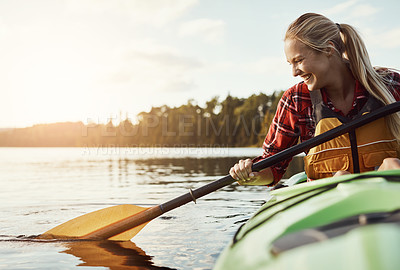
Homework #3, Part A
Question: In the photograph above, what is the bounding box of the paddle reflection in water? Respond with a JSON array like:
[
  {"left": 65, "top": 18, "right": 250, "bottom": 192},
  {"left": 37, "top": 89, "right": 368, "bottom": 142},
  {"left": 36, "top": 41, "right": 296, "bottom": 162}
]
[
  {"left": 0, "top": 236, "right": 174, "bottom": 270},
  {"left": 62, "top": 240, "right": 175, "bottom": 270}
]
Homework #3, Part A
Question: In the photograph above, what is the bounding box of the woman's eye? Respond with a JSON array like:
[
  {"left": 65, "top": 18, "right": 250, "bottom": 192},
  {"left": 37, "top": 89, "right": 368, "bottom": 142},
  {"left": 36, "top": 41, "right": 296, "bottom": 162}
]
[{"left": 288, "top": 58, "right": 303, "bottom": 66}]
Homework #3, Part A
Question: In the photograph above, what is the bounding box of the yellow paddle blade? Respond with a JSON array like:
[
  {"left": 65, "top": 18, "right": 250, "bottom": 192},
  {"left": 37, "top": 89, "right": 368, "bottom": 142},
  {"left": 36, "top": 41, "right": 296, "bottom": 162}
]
[{"left": 38, "top": 204, "right": 150, "bottom": 241}]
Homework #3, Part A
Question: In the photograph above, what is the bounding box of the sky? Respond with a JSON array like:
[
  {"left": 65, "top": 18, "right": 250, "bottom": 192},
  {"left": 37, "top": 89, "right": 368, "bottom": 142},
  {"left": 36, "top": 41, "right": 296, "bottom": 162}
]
[{"left": 1, "top": 0, "right": 400, "bottom": 128}]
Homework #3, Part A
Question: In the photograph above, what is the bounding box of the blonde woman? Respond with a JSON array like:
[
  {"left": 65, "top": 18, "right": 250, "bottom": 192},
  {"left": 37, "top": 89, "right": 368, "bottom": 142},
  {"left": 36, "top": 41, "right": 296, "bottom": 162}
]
[{"left": 230, "top": 13, "right": 400, "bottom": 186}]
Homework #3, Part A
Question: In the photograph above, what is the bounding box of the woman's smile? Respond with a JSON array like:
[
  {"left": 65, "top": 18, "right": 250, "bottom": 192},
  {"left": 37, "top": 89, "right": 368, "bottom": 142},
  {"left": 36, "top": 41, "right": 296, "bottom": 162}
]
[
  {"left": 284, "top": 38, "right": 331, "bottom": 91},
  {"left": 302, "top": 74, "right": 312, "bottom": 83}
]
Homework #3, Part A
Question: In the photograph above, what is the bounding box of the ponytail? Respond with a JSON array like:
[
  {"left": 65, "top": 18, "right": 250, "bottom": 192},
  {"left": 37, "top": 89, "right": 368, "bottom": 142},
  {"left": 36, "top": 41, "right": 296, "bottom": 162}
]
[{"left": 339, "top": 23, "right": 400, "bottom": 141}]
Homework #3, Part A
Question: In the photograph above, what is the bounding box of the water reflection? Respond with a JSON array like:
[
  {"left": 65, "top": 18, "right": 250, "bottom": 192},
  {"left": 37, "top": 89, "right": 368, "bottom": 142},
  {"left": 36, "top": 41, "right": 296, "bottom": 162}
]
[
  {"left": 0, "top": 148, "right": 306, "bottom": 270},
  {"left": 107, "top": 156, "right": 305, "bottom": 183},
  {"left": 62, "top": 240, "right": 176, "bottom": 270}
]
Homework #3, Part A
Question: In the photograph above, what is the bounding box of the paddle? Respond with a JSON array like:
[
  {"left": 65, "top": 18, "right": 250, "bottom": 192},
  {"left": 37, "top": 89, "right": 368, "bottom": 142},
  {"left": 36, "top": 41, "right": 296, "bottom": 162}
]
[{"left": 38, "top": 101, "right": 400, "bottom": 241}]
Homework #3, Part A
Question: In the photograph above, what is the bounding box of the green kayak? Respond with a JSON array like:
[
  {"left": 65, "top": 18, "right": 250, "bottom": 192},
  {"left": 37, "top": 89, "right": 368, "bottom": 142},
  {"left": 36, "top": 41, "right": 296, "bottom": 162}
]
[{"left": 214, "top": 170, "right": 400, "bottom": 270}]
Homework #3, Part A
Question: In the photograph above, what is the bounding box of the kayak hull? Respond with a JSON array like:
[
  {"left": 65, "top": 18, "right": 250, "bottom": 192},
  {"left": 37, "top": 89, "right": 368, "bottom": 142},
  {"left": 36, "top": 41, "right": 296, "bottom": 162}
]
[{"left": 214, "top": 170, "right": 400, "bottom": 270}]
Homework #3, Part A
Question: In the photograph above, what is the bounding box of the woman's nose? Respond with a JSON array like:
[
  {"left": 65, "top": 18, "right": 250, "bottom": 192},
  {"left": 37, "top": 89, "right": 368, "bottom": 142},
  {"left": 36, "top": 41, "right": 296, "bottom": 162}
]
[{"left": 292, "top": 65, "right": 301, "bottom": 77}]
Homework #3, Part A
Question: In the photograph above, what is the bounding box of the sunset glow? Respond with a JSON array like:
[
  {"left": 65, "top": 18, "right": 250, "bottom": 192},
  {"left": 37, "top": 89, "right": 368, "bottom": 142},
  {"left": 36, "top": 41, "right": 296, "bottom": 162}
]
[{"left": 1, "top": 0, "right": 400, "bottom": 128}]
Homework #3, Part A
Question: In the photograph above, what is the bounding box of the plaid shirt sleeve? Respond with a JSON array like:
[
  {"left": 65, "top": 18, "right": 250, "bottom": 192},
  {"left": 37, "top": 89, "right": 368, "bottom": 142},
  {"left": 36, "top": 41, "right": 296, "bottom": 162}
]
[
  {"left": 387, "top": 70, "right": 400, "bottom": 100},
  {"left": 375, "top": 68, "right": 400, "bottom": 100},
  {"left": 253, "top": 84, "right": 309, "bottom": 185}
]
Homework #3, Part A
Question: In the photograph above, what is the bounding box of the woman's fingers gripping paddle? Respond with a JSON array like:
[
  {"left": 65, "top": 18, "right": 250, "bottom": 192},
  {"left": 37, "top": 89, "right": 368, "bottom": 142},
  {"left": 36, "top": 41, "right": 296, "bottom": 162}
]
[
  {"left": 230, "top": 159, "right": 275, "bottom": 186},
  {"left": 230, "top": 159, "right": 258, "bottom": 184}
]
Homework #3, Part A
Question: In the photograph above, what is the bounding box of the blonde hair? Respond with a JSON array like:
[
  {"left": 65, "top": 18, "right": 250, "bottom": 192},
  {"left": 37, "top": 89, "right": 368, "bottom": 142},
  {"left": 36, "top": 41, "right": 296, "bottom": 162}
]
[{"left": 285, "top": 13, "right": 400, "bottom": 141}]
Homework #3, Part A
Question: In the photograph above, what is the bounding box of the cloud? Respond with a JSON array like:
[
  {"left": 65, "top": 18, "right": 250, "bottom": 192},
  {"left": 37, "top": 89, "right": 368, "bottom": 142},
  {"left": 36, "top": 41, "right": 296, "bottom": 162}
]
[
  {"left": 379, "top": 28, "right": 400, "bottom": 48},
  {"left": 179, "top": 18, "right": 226, "bottom": 44},
  {"left": 0, "top": 19, "right": 7, "bottom": 37},
  {"left": 352, "top": 3, "right": 380, "bottom": 17},
  {"left": 109, "top": 48, "right": 202, "bottom": 83},
  {"left": 366, "top": 27, "right": 400, "bottom": 49},
  {"left": 125, "top": 50, "right": 203, "bottom": 71},
  {"left": 323, "top": 0, "right": 359, "bottom": 16},
  {"left": 65, "top": 0, "right": 199, "bottom": 26},
  {"left": 163, "top": 79, "right": 196, "bottom": 92},
  {"left": 244, "top": 56, "right": 289, "bottom": 76},
  {"left": 99, "top": 42, "right": 203, "bottom": 96},
  {"left": 322, "top": 0, "right": 379, "bottom": 19},
  {"left": 321, "top": 1, "right": 400, "bottom": 51}
]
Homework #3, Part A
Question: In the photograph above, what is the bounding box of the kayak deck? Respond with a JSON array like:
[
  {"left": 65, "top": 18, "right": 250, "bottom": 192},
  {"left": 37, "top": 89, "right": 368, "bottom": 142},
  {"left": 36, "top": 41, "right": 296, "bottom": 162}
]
[{"left": 214, "top": 170, "right": 400, "bottom": 270}]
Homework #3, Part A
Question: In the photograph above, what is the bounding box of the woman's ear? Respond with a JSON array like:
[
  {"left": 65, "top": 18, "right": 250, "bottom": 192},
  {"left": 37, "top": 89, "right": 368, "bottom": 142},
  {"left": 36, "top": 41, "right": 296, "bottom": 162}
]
[{"left": 326, "top": 41, "right": 337, "bottom": 57}]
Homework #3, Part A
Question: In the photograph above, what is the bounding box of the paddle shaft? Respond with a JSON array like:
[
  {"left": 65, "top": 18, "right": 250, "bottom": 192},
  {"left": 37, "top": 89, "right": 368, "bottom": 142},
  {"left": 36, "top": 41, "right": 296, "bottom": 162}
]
[
  {"left": 84, "top": 101, "right": 400, "bottom": 240},
  {"left": 83, "top": 176, "right": 235, "bottom": 240}
]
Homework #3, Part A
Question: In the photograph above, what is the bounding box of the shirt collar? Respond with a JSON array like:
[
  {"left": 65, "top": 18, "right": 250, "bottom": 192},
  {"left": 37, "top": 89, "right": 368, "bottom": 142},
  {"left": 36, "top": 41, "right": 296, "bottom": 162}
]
[{"left": 320, "top": 80, "right": 369, "bottom": 116}]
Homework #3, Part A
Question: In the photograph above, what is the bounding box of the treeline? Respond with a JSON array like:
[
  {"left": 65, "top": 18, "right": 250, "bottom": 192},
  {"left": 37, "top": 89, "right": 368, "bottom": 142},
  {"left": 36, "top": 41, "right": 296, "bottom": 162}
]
[{"left": 0, "top": 91, "right": 284, "bottom": 147}]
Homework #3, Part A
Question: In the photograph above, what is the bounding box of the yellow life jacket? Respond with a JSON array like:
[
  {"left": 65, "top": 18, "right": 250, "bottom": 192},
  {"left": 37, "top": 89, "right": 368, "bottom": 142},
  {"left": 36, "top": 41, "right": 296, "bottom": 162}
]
[{"left": 304, "top": 90, "right": 399, "bottom": 180}]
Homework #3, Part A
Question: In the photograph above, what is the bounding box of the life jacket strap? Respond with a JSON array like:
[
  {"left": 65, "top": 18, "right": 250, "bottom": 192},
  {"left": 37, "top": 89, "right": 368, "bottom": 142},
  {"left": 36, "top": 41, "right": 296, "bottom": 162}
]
[{"left": 348, "top": 130, "right": 360, "bottom": 173}]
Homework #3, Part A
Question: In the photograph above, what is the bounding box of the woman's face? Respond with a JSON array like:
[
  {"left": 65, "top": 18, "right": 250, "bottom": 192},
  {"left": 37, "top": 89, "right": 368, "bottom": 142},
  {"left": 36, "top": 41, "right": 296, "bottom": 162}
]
[{"left": 284, "top": 38, "right": 331, "bottom": 91}]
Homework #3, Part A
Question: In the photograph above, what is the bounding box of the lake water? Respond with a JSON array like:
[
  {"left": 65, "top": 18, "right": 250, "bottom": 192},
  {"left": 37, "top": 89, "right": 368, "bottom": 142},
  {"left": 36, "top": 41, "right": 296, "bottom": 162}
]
[{"left": 0, "top": 147, "right": 304, "bottom": 270}]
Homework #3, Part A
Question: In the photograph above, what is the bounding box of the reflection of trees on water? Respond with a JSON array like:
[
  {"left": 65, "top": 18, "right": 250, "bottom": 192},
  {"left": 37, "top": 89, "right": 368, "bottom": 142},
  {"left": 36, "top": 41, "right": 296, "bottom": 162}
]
[
  {"left": 107, "top": 156, "right": 304, "bottom": 183},
  {"left": 135, "top": 157, "right": 240, "bottom": 176}
]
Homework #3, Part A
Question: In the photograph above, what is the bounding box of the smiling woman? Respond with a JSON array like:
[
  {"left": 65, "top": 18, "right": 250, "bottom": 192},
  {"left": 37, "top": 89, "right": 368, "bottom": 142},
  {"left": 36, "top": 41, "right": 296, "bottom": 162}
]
[{"left": 230, "top": 12, "right": 400, "bottom": 186}]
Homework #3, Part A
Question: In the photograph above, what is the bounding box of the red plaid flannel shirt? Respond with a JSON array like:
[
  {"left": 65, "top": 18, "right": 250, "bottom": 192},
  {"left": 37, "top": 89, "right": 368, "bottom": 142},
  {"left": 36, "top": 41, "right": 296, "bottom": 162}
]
[{"left": 253, "top": 71, "right": 400, "bottom": 185}]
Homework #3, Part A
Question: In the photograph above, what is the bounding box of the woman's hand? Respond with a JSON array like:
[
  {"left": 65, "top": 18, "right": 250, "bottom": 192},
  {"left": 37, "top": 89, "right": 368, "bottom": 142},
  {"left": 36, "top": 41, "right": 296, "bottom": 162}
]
[{"left": 229, "top": 158, "right": 274, "bottom": 186}]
